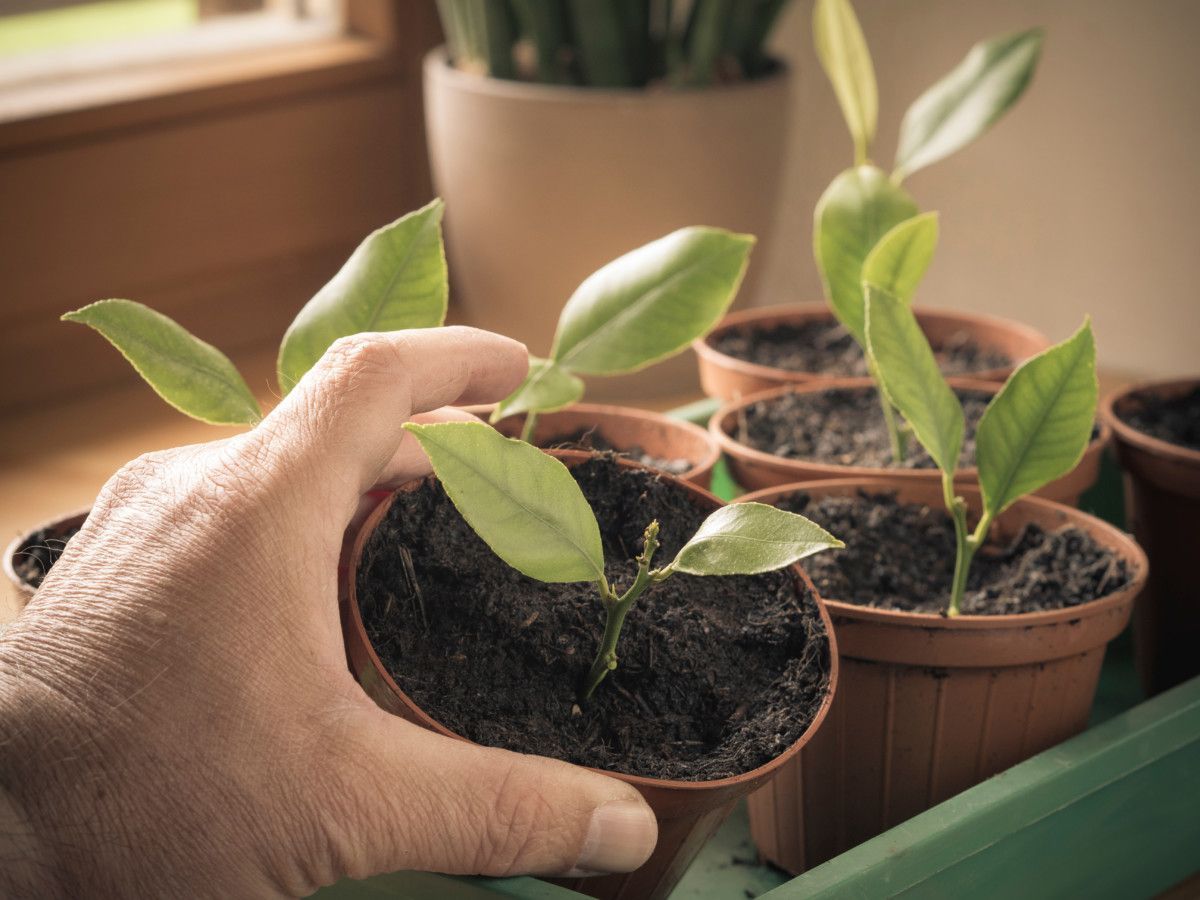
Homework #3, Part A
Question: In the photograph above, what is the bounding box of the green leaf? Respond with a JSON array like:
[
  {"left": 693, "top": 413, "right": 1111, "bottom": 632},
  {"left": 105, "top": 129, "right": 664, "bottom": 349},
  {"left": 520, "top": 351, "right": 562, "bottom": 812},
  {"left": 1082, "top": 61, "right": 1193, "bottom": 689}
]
[
  {"left": 403, "top": 421, "right": 605, "bottom": 584},
  {"left": 813, "top": 0, "right": 877, "bottom": 164},
  {"left": 814, "top": 166, "right": 919, "bottom": 345},
  {"left": 865, "top": 286, "right": 964, "bottom": 475},
  {"left": 669, "top": 502, "right": 843, "bottom": 576},
  {"left": 490, "top": 357, "right": 584, "bottom": 422},
  {"left": 550, "top": 227, "right": 754, "bottom": 376},
  {"left": 975, "top": 319, "right": 1096, "bottom": 517},
  {"left": 62, "top": 299, "right": 261, "bottom": 426},
  {"left": 277, "top": 199, "right": 448, "bottom": 394},
  {"left": 861, "top": 211, "right": 939, "bottom": 304},
  {"left": 894, "top": 28, "right": 1044, "bottom": 181}
]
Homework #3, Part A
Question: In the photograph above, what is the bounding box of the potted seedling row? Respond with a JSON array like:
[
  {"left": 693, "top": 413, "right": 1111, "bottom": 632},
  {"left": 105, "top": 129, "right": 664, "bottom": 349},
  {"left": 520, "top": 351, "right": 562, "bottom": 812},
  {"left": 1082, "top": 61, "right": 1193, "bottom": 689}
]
[
  {"left": 694, "top": 0, "right": 1051, "bottom": 402},
  {"left": 342, "top": 423, "right": 842, "bottom": 900},
  {"left": 1103, "top": 377, "right": 1200, "bottom": 695},
  {"left": 711, "top": 212, "right": 1109, "bottom": 503},
  {"left": 742, "top": 285, "right": 1147, "bottom": 873}
]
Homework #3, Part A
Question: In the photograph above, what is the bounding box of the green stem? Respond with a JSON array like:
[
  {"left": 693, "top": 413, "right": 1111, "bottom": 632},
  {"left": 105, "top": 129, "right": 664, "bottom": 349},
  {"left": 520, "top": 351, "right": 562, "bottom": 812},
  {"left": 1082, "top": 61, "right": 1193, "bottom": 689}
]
[
  {"left": 944, "top": 472, "right": 993, "bottom": 617},
  {"left": 867, "top": 356, "right": 906, "bottom": 463},
  {"left": 580, "top": 521, "right": 661, "bottom": 701},
  {"left": 519, "top": 411, "right": 539, "bottom": 443}
]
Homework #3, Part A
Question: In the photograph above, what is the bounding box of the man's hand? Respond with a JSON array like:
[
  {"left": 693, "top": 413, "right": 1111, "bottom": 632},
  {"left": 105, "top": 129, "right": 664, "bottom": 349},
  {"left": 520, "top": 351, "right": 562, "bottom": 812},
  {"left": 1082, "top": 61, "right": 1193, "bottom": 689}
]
[{"left": 0, "top": 327, "right": 657, "bottom": 898}]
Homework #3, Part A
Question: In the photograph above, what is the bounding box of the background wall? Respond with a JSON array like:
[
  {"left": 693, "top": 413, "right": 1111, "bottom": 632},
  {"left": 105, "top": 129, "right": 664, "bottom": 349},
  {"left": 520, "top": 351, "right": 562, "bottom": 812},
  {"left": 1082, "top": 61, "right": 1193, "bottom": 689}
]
[{"left": 760, "top": 0, "right": 1199, "bottom": 381}]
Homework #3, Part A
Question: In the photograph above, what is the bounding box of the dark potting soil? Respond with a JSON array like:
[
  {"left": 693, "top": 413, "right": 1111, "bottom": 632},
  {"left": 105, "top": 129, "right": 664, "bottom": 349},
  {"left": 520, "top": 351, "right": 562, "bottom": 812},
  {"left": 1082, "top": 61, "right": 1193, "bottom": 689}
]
[
  {"left": 711, "top": 319, "right": 1012, "bottom": 378},
  {"left": 776, "top": 491, "right": 1132, "bottom": 615},
  {"left": 738, "top": 387, "right": 992, "bottom": 469},
  {"left": 542, "top": 427, "right": 692, "bottom": 477},
  {"left": 357, "top": 457, "right": 831, "bottom": 781},
  {"left": 1119, "top": 385, "right": 1200, "bottom": 453},
  {"left": 11, "top": 522, "right": 82, "bottom": 588}
]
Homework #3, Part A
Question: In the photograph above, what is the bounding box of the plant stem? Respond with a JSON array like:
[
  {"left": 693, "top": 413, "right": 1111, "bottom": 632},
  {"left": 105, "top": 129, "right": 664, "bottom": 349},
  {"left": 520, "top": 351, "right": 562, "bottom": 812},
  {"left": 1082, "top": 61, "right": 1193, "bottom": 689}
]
[
  {"left": 519, "top": 411, "right": 539, "bottom": 443},
  {"left": 580, "top": 520, "right": 662, "bottom": 701},
  {"left": 943, "top": 472, "right": 993, "bottom": 617},
  {"left": 867, "top": 356, "right": 907, "bottom": 462}
]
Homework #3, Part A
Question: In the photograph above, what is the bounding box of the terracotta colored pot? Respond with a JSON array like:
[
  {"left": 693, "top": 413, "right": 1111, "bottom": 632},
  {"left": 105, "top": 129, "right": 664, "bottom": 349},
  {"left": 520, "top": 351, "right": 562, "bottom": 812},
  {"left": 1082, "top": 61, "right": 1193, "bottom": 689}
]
[
  {"left": 3, "top": 507, "right": 89, "bottom": 614},
  {"left": 341, "top": 451, "right": 838, "bottom": 900},
  {"left": 424, "top": 48, "right": 791, "bottom": 402},
  {"left": 738, "top": 478, "right": 1147, "bottom": 875},
  {"left": 473, "top": 402, "right": 720, "bottom": 488},
  {"left": 693, "top": 302, "right": 1051, "bottom": 401},
  {"left": 1102, "top": 377, "right": 1200, "bottom": 695},
  {"left": 710, "top": 378, "right": 1109, "bottom": 506}
]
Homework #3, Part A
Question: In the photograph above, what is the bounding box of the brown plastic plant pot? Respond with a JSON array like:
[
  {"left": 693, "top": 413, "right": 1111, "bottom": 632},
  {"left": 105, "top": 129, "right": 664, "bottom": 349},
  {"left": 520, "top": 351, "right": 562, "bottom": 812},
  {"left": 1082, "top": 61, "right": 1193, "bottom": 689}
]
[
  {"left": 736, "top": 477, "right": 1147, "bottom": 875},
  {"left": 1102, "top": 376, "right": 1200, "bottom": 695},
  {"left": 692, "top": 302, "right": 1051, "bottom": 401},
  {"left": 710, "top": 378, "right": 1110, "bottom": 506},
  {"left": 3, "top": 507, "right": 89, "bottom": 612},
  {"left": 340, "top": 450, "right": 838, "bottom": 900}
]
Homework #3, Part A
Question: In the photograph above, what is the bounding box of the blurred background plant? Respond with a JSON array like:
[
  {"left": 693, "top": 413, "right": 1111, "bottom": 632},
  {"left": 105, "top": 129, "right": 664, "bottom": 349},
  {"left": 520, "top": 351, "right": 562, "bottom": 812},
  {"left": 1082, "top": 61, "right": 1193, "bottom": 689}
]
[{"left": 435, "top": 0, "right": 790, "bottom": 87}]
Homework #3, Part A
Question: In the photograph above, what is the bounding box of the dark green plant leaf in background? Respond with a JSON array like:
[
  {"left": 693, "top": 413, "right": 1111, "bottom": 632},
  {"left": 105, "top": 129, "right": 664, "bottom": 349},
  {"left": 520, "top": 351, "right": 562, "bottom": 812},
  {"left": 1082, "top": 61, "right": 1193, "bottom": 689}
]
[
  {"left": 861, "top": 211, "right": 939, "bottom": 304},
  {"left": 894, "top": 28, "right": 1044, "bottom": 181},
  {"left": 975, "top": 319, "right": 1096, "bottom": 517},
  {"left": 813, "top": 0, "right": 877, "bottom": 164},
  {"left": 814, "top": 166, "right": 918, "bottom": 345},
  {"left": 865, "top": 286, "right": 964, "bottom": 475},
  {"left": 490, "top": 357, "right": 585, "bottom": 422},
  {"left": 551, "top": 226, "right": 755, "bottom": 375},
  {"left": 403, "top": 421, "right": 605, "bottom": 584},
  {"left": 62, "top": 299, "right": 261, "bottom": 426},
  {"left": 670, "top": 502, "right": 843, "bottom": 576},
  {"left": 277, "top": 199, "right": 448, "bottom": 395}
]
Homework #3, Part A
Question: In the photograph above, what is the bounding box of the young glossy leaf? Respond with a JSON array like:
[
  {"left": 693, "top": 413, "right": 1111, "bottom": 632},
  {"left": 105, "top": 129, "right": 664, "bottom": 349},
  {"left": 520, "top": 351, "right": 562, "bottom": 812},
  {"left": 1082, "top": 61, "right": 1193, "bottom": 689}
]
[
  {"left": 490, "top": 357, "right": 584, "bottom": 422},
  {"left": 975, "top": 319, "right": 1096, "bottom": 517},
  {"left": 861, "top": 212, "right": 939, "bottom": 304},
  {"left": 550, "top": 227, "right": 754, "bottom": 376},
  {"left": 865, "top": 286, "right": 964, "bottom": 475},
  {"left": 403, "top": 421, "right": 605, "bottom": 584},
  {"left": 813, "top": 0, "right": 877, "bottom": 164},
  {"left": 62, "top": 299, "right": 261, "bottom": 425},
  {"left": 894, "top": 28, "right": 1044, "bottom": 181},
  {"left": 277, "top": 199, "right": 448, "bottom": 394},
  {"left": 814, "top": 166, "right": 919, "bottom": 344},
  {"left": 669, "top": 502, "right": 843, "bottom": 577}
]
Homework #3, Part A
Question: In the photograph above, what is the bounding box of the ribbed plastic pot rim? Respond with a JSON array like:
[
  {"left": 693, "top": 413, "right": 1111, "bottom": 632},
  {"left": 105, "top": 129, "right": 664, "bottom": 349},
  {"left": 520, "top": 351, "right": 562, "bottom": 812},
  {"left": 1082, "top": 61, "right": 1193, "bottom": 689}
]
[{"left": 1102, "top": 376, "right": 1200, "bottom": 467}]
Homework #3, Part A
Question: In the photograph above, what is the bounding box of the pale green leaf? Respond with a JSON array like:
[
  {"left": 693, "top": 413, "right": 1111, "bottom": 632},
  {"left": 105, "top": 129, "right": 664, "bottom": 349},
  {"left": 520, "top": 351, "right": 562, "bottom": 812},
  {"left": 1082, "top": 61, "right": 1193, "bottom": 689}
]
[
  {"left": 814, "top": 166, "right": 919, "bottom": 345},
  {"left": 813, "top": 0, "right": 877, "bottom": 164},
  {"left": 403, "top": 421, "right": 605, "bottom": 584},
  {"left": 550, "top": 227, "right": 754, "bottom": 375},
  {"left": 62, "top": 299, "right": 261, "bottom": 426},
  {"left": 976, "top": 319, "right": 1096, "bottom": 517},
  {"left": 670, "top": 502, "right": 843, "bottom": 577},
  {"left": 861, "top": 212, "right": 939, "bottom": 304},
  {"left": 490, "top": 357, "right": 585, "bottom": 422},
  {"left": 894, "top": 28, "right": 1044, "bottom": 181},
  {"left": 277, "top": 199, "right": 448, "bottom": 394},
  {"left": 865, "top": 286, "right": 964, "bottom": 475}
]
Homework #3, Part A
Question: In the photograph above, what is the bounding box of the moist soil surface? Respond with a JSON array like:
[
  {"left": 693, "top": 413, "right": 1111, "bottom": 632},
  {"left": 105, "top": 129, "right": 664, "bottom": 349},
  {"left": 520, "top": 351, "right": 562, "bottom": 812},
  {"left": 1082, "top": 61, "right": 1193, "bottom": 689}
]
[
  {"left": 542, "top": 427, "right": 692, "bottom": 476},
  {"left": 357, "top": 457, "right": 831, "bottom": 781},
  {"left": 711, "top": 319, "right": 1012, "bottom": 378},
  {"left": 738, "top": 387, "right": 992, "bottom": 469},
  {"left": 1119, "top": 385, "right": 1200, "bottom": 453},
  {"left": 12, "top": 522, "right": 82, "bottom": 589},
  {"left": 776, "top": 490, "right": 1132, "bottom": 615}
]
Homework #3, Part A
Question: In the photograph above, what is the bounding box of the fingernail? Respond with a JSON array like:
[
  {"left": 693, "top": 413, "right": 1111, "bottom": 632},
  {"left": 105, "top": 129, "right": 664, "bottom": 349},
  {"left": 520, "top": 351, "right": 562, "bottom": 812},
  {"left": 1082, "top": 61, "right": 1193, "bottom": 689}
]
[{"left": 566, "top": 799, "right": 657, "bottom": 876}]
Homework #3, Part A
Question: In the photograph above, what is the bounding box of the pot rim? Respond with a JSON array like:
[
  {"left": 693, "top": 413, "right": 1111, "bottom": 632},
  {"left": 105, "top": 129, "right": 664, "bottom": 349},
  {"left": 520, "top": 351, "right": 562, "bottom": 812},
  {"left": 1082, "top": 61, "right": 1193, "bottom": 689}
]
[
  {"left": 1101, "top": 376, "right": 1200, "bottom": 466},
  {"left": 710, "top": 378, "right": 1113, "bottom": 480},
  {"left": 3, "top": 506, "right": 90, "bottom": 597},
  {"left": 466, "top": 401, "right": 721, "bottom": 484},
  {"left": 342, "top": 449, "right": 838, "bottom": 793},
  {"left": 737, "top": 476, "right": 1148, "bottom": 630},
  {"left": 423, "top": 46, "right": 791, "bottom": 104},
  {"left": 691, "top": 302, "right": 1050, "bottom": 386}
]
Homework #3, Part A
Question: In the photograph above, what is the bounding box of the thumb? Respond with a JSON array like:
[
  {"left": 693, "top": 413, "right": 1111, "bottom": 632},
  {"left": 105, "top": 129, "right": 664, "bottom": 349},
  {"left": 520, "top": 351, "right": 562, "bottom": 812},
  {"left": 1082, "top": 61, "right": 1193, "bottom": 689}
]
[{"left": 319, "top": 711, "right": 658, "bottom": 882}]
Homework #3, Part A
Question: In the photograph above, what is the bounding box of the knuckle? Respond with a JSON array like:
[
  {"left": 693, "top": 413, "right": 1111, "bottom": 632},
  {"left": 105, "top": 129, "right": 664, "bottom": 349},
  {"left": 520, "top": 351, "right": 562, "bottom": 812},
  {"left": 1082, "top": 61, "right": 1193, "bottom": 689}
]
[{"left": 474, "top": 763, "right": 558, "bottom": 875}]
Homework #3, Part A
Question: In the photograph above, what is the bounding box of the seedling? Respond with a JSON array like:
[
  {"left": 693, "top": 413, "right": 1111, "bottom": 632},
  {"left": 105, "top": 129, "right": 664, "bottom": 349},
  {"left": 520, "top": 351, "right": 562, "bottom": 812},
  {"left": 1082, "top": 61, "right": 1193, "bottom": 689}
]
[
  {"left": 864, "top": 284, "right": 1096, "bottom": 616},
  {"left": 62, "top": 200, "right": 449, "bottom": 424},
  {"left": 490, "top": 227, "right": 755, "bottom": 442},
  {"left": 404, "top": 420, "right": 842, "bottom": 699},
  {"left": 812, "top": 0, "right": 1044, "bottom": 461}
]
